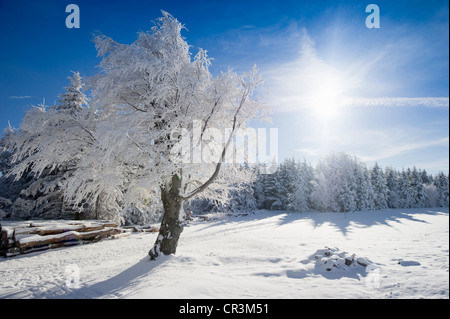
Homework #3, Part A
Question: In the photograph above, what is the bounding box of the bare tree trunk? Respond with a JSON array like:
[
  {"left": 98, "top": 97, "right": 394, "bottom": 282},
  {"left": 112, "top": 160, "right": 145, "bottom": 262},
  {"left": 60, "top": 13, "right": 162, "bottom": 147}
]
[{"left": 149, "top": 175, "right": 185, "bottom": 260}]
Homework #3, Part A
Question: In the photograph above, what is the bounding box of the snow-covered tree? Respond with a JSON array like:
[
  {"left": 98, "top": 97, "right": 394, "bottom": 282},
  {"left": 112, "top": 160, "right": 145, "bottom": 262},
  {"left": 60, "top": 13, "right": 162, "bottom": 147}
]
[
  {"left": 291, "top": 177, "right": 309, "bottom": 212},
  {"left": 278, "top": 158, "right": 298, "bottom": 210},
  {"left": 262, "top": 171, "right": 283, "bottom": 210},
  {"left": 310, "top": 170, "right": 328, "bottom": 211},
  {"left": 64, "top": 12, "right": 267, "bottom": 259},
  {"left": 310, "top": 153, "right": 359, "bottom": 212},
  {"left": 398, "top": 169, "right": 415, "bottom": 208},
  {"left": 57, "top": 71, "right": 88, "bottom": 113},
  {"left": 420, "top": 169, "right": 433, "bottom": 185},
  {"left": 290, "top": 161, "right": 313, "bottom": 213},
  {"left": 385, "top": 167, "right": 401, "bottom": 208},
  {"left": 339, "top": 171, "right": 357, "bottom": 212},
  {"left": 252, "top": 164, "right": 266, "bottom": 209},
  {"left": 409, "top": 167, "right": 427, "bottom": 208},
  {"left": 370, "top": 163, "right": 389, "bottom": 209},
  {"left": 354, "top": 162, "right": 375, "bottom": 211},
  {"left": 4, "top": 72, "right": 93, "bottom": 219},
  {"left": 227, "top": 168, "right": 258, "bottom": 212},
  {"left": 0, "top": 126, "right": 26, "bottom": 212},
  {"left": 423, "top": 183, "right": 439, "bottom": 208},
  {"left": 434, "top": 172, "right": 449, "bottom": 207}
]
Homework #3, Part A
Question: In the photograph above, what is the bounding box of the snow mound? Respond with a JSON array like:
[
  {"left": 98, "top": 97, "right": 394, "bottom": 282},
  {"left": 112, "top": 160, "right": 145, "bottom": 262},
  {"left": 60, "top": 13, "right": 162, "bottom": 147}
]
[{"left": 312, "top": 247, "right": 375, "bottom": 279}]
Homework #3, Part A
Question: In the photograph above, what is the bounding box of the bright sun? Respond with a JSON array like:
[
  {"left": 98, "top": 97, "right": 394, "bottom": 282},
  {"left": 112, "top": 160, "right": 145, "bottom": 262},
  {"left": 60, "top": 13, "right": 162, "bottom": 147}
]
[{"left": 308, "top": 73, "right": 347, "bottom": 121}]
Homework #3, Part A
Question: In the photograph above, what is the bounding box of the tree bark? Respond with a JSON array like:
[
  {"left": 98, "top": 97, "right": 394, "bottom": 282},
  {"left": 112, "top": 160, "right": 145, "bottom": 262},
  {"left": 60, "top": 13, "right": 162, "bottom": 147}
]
[{"left": 149, "top": 175, "right": 185, "bottom": 260}]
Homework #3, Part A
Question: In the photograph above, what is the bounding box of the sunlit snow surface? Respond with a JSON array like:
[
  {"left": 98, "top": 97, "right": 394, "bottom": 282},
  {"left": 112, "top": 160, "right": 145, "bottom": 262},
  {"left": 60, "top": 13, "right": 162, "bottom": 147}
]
[{"left": 0, "top": 208, "right": 448, "bottom": 299}]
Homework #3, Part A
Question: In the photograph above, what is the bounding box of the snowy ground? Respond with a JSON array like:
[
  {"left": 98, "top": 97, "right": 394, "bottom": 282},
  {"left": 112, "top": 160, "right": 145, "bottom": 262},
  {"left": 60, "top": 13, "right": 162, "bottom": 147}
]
[{"left": 0, "top": 208, "right": 448, "bottom": 299}]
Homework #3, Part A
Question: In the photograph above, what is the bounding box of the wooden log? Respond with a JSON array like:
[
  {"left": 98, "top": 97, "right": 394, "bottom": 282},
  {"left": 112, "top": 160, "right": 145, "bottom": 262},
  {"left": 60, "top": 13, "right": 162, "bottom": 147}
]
[
  {"left": 12, "top": 229, "right": 16, "bottom": 248},
  {"left": 16, "top": 227, "right": 123, "bottom": 249},
  {"left": 0, "top": 229, "right": 6, "bottom": 256},
  {"left": 0, "top": 223, "right": 42, "bottom": 238},
  {"left": 1, "top": 220, "right": 124, "bottom": 257},
  {"left": 90, "top": 228, "right": 122, "bottom": 242},
  {"left": 0, "top": 230, "right": 7, "bottom": 248},
  {"left": 35, "top": 221, "right": 118, "bottom": 236},
  {"left": 17, "top": 232, "right": 78, "bottom": 249},
  {"left": 78, "top": 224, "right": 109, "bottom": 233},
  {"left": 6, "top": 247, "right": 20, "bottom": 257},
  {"left": 193, "top": 214, "right": 210, "bottom": 221},
  {"left": 67, "top": 220, "right": 118, "bottom": 227},
  {"left": 96, "top": 221, "right": 119, "bottom": 228},
  {"left": 37, "top": 224, "right": 101, "bottom": 236},
  {"left": 49, "top": 241, "right": 81, "bottom": 249},
  {"left": 142, "top": 226, "right": 159, "bottom": 232},
  {"left": 123, "top": 226, "right": 139, "bottom": 232},
  {"left": 110, "top": 232, "right": 132, "bottom": 239},
  {"left": 124, "top": 225, "right": 159, "bottom": 233},
  {"left": 19, "top": 241, "right": 82, "bottom": 255},
  {"left": 1, "top": 227, "right": 14, "bottom": 239},
  {"left": 77, "top": 227, "right": 121, "bottom": 240},
  {"left": 12, "top": 228, "right": 40, "bottom": 236},
  {"left": 0, "top": 220, "right": 119, "bottom": 237},
  {"left": 19, "top": 245, "right": 52, "bottom": 255}
]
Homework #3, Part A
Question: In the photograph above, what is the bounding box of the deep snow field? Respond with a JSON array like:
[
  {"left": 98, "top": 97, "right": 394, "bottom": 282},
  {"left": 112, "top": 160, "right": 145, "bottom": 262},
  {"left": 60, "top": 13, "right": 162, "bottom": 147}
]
[{"left": 0, "top": 207, "right": 448, "bottom": 299}]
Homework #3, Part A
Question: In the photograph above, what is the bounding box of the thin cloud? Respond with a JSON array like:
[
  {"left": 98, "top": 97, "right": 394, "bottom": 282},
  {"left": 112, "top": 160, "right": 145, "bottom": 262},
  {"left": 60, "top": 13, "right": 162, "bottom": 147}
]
[
  {"left": 9, "top": 96, "right": 32, "bottom": 99},
  {"left": 356, "top": 136, "right": 449, "bottom": 163},
  {"left": 341, "top": 97, "right": 449, "bottom": 109}
]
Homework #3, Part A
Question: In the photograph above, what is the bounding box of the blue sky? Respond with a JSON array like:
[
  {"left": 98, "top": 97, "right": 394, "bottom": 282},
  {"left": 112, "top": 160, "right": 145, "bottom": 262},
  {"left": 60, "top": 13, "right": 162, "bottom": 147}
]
[{"left": 0, "top": 0, "right": 448, "bottom": 174}]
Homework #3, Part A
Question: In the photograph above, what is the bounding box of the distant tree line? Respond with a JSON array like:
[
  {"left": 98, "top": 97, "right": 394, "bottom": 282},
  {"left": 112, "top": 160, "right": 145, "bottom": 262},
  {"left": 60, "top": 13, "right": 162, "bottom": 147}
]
[
  {"left": 183, "top": 152, "right": 449, "bottom": 214},
  {"left": 251, "top": 153, "right": 449, "bottom": 213}
]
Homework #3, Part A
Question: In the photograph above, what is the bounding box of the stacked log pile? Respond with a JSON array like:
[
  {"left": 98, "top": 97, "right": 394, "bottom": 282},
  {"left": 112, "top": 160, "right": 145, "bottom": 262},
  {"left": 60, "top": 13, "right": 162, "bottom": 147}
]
[
  {"left": 0, "top": 220, "right": 132, "bottom": 257},
  {"left": 123, "top": 225, "right": 160, "bottom": 233}
]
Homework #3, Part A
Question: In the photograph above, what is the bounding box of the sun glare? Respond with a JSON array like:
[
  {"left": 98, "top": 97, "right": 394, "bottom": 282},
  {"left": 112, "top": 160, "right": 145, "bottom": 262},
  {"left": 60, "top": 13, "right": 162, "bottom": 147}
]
[{"left": 309, "top": 75, "right": 345, "bottom": 121}]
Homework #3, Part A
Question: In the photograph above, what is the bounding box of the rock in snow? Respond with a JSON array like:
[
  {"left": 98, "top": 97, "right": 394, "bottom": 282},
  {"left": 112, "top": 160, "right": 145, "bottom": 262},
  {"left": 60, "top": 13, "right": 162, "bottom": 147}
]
[
  {"left": 356, "top": 257, "right": 370, "bottom": 267},
  {"left": 313, "top": 247, "right": 372, "bottom": 274},
  {"left": 398, "top": 259, "right": 421, "bottom": 266}
]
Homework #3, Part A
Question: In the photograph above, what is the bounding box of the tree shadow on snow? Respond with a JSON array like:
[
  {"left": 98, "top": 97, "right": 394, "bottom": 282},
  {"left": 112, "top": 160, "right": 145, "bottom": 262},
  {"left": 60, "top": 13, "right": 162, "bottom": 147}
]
[
  {"left": 192, "top": 207, "right": 448, "bottom": 238},
  {"left": 277, "top": 207, "right": 448, "bottom": 237},
  {"left": 46, "top": 255, "right": 173, "bottom": 299}
]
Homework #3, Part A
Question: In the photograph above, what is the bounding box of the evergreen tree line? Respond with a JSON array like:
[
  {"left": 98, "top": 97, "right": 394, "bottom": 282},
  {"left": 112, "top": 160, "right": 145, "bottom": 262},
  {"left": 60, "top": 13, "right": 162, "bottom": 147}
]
[{"left": 250, "top": 153, "right": 449, "bottom": 213}]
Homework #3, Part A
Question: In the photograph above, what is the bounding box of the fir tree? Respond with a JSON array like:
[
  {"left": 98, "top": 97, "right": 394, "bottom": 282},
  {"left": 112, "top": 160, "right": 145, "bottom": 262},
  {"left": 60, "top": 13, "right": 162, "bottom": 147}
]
[
  {"left": 263, "top": 172, "right": 283, "bottom": 210},
  {"left": 290, "top": 161, "right": 310, "bottom": 213},
  {"left": 399, "top": 169, "right": 414, "bottom": 208},
  {"left": 385, "top": 167, "right": 401, "bottom": 208},
  {"left": 434, "top": 172, "right": 449, "bottom": 207},
  {"left": 253, "top": 164, "right": 266, "bottom": 209},
  {"left": 409, "top": 167, "right": 427, "bottom": 208},
  {"left": 370, "top": 163, "right": 389, "bottom": 209},
  {"left": 5, "top": 72, "right": 92, "bottom": 220},
  {"left": 354, "top": 162, "right": 375, "bottom": 211}
]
